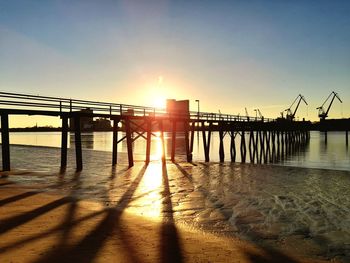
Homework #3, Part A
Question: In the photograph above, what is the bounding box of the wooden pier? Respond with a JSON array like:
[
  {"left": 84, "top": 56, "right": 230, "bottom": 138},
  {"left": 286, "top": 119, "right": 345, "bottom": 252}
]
[{"left": 0, "top": 92, "right": 318, "bottom": 172}]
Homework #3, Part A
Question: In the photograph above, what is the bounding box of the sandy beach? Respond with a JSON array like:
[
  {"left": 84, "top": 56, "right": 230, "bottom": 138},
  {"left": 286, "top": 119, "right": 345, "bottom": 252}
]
[{"left": 1, "top": 159, "right": 345, "bottom": 263}]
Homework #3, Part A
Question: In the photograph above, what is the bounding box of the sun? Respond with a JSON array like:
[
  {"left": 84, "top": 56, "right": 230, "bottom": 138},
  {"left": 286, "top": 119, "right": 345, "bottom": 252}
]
[{"left": 152, "top": 95, "right": 166, "bottom": 109}]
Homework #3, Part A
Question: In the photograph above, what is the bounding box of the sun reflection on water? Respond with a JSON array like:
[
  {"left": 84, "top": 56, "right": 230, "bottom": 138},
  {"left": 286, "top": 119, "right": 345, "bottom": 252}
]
[{"left": 150, "top": 132, "right": 163, "bottom": 161}]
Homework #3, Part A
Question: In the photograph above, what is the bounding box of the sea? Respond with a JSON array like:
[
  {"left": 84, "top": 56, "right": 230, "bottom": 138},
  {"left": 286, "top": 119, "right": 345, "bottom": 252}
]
[{"left": 1, "top": 131, "right": 350, "bottom": 261}]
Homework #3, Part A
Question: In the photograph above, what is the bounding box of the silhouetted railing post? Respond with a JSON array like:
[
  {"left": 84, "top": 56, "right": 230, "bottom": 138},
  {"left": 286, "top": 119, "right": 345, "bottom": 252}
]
[
  {"left": 346, "top": 130, "right": 349, "bottom": 146},
  {"left": 1, "top": 112, "right": 10, "bottom": 171}
]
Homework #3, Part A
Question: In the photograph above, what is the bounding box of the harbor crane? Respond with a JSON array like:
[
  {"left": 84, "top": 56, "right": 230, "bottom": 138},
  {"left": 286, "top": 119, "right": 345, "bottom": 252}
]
[
  {"left": 254, "top": 108, "right": 263, "bottom": 120},
  {"left": 316, "top": 91, "right": 342, "bottom": 121},
  {"left": 285, "top": 94, "right": 308, "bottom": 121}
]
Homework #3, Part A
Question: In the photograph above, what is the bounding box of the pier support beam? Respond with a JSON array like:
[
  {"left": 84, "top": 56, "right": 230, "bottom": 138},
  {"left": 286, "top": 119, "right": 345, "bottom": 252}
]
[
  {"left": 240, "top": 130, "right": 246, "bottom": 163},
  {"left": 230, "top": 130, "right": 236, "bottom": 162},
  {"left": 184, "top": 121, "right": 192, "bottom": 162},
  {"left": 112, "top": 119, "right": 119, "bottom": 166},
  {"left": 125, "top": 118, "right": 134, "bottom": 168},
  {"left": 189, "top": 121, "right": 195, "bottom": 154},
  {"left": 1, "top": 113, "right": 10, "bottom": 171},
  {"left": 145, "top": 120, "right": 152, "bottom": 164},
  {"left": 60, "top": 116, "right": 68, "bottom": 168},
  {"left": 202, "top": 122, "right": 211, "bottom": 162},
  {"left": 346, "top": 130, "right": 348, "bottom": 146},
  {"left": 248, "top": 130, "right": 255, "bottom": 163},
  {"left": 171, "top": 121, "right": 176, "bottom": 162},
  {"left": 74, "top": 115, "right": 83, "bottom": 171},
  {"left": 219, "top": 124, "right": 225, "bottom": 162},
  {"left": 159, "top": 120, "right": 166, "bottom": 165}
]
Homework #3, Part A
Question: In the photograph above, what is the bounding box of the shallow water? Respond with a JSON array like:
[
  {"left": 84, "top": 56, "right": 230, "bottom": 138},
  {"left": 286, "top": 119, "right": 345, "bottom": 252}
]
[
  {"left": 4, "top": 130, "right": 350, "bottom": 170},
  {"left": 1, "top": 131, "right": 350, "bottom": 260}
]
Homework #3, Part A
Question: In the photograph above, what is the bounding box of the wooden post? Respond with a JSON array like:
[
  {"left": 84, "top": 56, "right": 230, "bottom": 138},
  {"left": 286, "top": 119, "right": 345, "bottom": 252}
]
[
  {"left": 281, "top": 131, "right": 285, "bottom": 159},
  {"left": 240, "top": 130, "right": 246, "bottom": 163},
  {"left": 249, "top": 130, "right": 254, "bottom": 163},
  {"left": 255, "top": 129, "right": 260, "bottom": 163},
  {"left": 346, "top": 130, "right": 348, "bottom": 146},
  {"left": 145, "top": 119, "right": 152, "bottom": 164},
  {"left": 324, "top": 131, "right": 327, "bottom": 144},
  {"left": 230, "top": 130, "right": 236, "bottom": 162},
  {"left": 190, "top": 121, "right": 195, "bottom": 153},
  {"left": 202, "top": 122, "right": 212, "bottom": 162},
  {"left": 266, "top": 130, "right": 271, "bottom": 162},
  {"left": 159, "top": 120, "right": 166, "bottom": 165},
  {"left": 219, "top": 123, "right": 225, "bottom": 162},
  {"left": 207, "top": 123, "right": 212, "bottom": 161},
  {"left": 1, "top": 113, "right": 10, "bottom": 171},
  {"left": 171, "top": 120, "right": 176, "bottom": 162},
  {"left": 276, "top": 131, "right": 280, "bottom": 160},
  {"left": 271, "top": 131, "right": 276, "bottom": 162},
  {"left": 125, "top": 118, "right": 134, "bottom": 167},
  {"left": 184, "top": 120, "right": 192, "bottom": 162},
  {"left": 259, "top": 130, "right": 265, "bottom": 163},
  {"left": 61, "top": 116, "right": 68, "bottom": 168},
  {"left": 74, "top": 115, "right": 83, "bottom": 171},
  {"left": 112, "top": 119, "right": 119, "bottom": 166}
]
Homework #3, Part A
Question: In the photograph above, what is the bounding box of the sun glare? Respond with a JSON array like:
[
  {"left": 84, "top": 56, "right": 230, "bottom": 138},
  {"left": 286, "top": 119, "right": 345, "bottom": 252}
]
[
  {"left": 150, "top": 75, "right": 167, "bottom": 109},
  {"left": 152, "top": 96, "right": 166, "bottom": 109}
]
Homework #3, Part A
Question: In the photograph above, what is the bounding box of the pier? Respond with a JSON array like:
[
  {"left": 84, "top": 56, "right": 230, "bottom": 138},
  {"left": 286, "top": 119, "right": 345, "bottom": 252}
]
[{"left": 0, "top": 91, "right": 318, "bottom": 171}]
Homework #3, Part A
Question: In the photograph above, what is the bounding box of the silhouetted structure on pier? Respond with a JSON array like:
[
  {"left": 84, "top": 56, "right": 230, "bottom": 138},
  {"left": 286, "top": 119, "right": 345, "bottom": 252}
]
[{"left": 0, "top": 91, "right": 342, "bottom": 172}]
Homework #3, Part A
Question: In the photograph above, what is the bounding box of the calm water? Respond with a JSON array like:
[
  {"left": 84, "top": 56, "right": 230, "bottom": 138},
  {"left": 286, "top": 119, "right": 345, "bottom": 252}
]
[{"left": 3, "top": 131, "right": 350, "bottom": 171}]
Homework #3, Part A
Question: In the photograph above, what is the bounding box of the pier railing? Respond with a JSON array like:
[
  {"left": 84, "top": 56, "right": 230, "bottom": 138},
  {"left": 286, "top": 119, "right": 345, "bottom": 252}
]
[{"left": 0, "top": 91, "right": 271, "bottom": 122}]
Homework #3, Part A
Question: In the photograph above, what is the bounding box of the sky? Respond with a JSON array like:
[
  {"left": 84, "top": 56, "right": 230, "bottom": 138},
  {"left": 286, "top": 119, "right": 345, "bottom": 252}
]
[{"left": 1, "top": 0, "right": 350, "bottom": 127}]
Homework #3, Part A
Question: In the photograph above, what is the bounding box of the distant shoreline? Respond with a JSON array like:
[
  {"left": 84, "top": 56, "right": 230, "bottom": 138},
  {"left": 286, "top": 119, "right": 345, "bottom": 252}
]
[{"left": 6, "top": 127, "right": 113, "bottom": 132}]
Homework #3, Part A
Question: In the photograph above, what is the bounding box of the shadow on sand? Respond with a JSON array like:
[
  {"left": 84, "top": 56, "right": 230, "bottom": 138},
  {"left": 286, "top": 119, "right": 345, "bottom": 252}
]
[{"left": 0, "top": 163, "right": 314, "bottom": 263}]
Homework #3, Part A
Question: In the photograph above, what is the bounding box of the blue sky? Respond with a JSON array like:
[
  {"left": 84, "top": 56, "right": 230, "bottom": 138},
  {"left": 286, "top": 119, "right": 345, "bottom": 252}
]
[{"left": 1, "top": 0, "right": 349, "bottom": 126}]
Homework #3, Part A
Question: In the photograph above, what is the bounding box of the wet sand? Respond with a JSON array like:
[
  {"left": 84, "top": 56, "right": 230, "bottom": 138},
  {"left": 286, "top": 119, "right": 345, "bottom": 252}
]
[
  {"left": 1, "top": 159, "right": 347, "bottom": 262},
  {"left": 0, "top": 177, "right": 329, "bottom": 263}
]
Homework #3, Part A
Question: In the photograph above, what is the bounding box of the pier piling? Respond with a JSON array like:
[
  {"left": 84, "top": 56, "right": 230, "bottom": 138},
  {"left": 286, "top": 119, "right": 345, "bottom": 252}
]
[
  {"left": 1, "top": 113, "right": 10, "bottom": 171},
  {"left": 112, "top": 119, "right": 119, "bottom": 166},
  {"left": 61, "top": 116, "right": 68, "bottom": 168},
  {"left": 74, "top": 115, "right": 83, "bottom": 171}
]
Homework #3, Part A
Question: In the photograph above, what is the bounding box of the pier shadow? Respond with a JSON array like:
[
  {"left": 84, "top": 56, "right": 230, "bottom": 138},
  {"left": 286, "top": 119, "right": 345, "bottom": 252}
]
[
  {"left": 0, "top": 181, "right": 14, "bottom": 186},
  {"left": 0, "top": 165, "right": 149, "bottom": 262},
  {"left": 0, "top": 191, "right": 41, "bottom": 207},
  {"left": 160, "top": 163, "right": 183, "bottom": 263},
  {"left": 33, "top": 164, "right": 148, "bottom": 263},
  {"left": 0, "top": 196, "right": 71, "bottom": 235}
]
